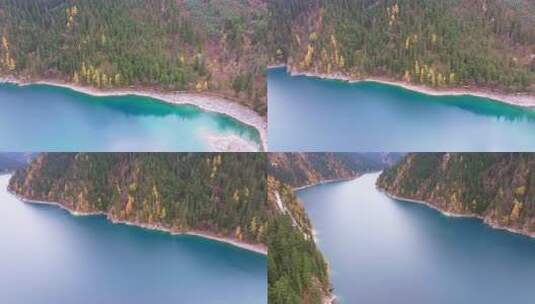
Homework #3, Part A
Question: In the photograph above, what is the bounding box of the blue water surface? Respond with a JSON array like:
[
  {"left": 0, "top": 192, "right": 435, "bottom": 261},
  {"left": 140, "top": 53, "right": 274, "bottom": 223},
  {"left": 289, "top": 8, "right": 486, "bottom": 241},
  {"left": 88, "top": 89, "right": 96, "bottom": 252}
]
[
  {"left": 269, "top": 67, "right": 535, "bottom": 151},
  {"left": 0, "top": 84, "right": 260, "bottom": 151},
  {"left": 298, "top": 173, "right": 535, "bottom": 304},
  {"left": 0, "top": 175, "right": 266, "bottom": 304}
]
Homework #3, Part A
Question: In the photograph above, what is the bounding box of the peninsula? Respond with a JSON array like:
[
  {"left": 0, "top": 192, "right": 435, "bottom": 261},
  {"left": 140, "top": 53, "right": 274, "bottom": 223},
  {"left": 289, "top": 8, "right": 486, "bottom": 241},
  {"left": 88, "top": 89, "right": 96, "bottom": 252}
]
[{"left": 8, "top": 153, "right": 270, "bottom": 255}]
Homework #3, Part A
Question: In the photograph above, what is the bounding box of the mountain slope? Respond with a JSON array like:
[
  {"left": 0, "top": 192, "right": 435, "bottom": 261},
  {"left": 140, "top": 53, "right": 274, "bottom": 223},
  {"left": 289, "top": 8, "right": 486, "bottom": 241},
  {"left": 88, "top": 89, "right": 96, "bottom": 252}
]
[
  {"left": 9, "top": 153, "right": 270, "bottom": 248},
  {"left": 267, "top": 178, "right": 330, "bottom": 304},
  {"left": 0, "top": 0, "right": 268, "bottom": 114},
  {"left": 269, "top": 152, "right": 401, "bottom": 189},
  {"left": 270, "top": 0, "right": 535, "bottom": 94},
  {"left": 377, "top": 153, "right": 535, "bottom": 236}
]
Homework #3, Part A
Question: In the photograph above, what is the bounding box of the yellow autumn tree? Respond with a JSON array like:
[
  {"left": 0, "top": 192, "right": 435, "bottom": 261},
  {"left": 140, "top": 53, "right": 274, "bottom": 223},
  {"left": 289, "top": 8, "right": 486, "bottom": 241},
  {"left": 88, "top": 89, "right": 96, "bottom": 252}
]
[
  {"left": 7, "top": 57, "right": 15, "bottom": 70},
  {"left": 1, "top": 35, "right": 8, "bottom": 50},
  {"left": 303, "top": 44, "right": 314, "bottom": 68},
  {"left": 511, "top": 200, "right": 523, "bottom": 221},
  {"left": 102, "top": 73, "right": 108, "bottom": 87},
  {"left": 249, "top": 216, "right": 257, "bottom": 235},
  {"left": 449, "top": 72, "right": 456, "bottom": 85},
  {"left": 403, "top": 70, "right": 411, "bottom": 82},
  {"left": 73, "top": 72, "right": 80, "bottom": 84},
  {"left": 114, "top": 73, "right": 121, "bottom": 86}
]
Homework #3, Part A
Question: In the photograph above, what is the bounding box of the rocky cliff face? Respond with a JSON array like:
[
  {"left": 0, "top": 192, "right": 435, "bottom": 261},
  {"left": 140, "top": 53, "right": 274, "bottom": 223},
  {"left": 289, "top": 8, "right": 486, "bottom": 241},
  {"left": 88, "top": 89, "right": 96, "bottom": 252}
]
[
  {"left": 9, "top": 153, "right": 270, "bottom": 245},
  {"left": 377, "top": 153, "right": 535, "bottom": 236}
]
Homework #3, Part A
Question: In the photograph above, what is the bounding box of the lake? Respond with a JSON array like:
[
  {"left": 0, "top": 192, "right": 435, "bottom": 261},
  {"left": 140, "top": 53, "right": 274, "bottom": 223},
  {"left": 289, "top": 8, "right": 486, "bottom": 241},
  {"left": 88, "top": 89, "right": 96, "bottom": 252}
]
[
  {"left": 298, "top": 172, "right": 535, "bottom": 304},
  {"left": 0, "top": 83, "right": 260, "bottom": 151},
  {"left": 268, "top": 67, "right": 535, "bottom": 151},
  {"left": 0, "top": 175, "right": 266, "bottom": 304}
]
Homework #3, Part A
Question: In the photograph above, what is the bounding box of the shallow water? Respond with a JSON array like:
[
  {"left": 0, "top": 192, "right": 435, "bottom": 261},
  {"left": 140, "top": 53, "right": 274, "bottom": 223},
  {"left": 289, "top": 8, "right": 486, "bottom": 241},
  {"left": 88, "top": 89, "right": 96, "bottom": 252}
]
[
  {"left": 298, "top": 173, "right": 535, "bottom": 304},
  {"left": 0, "top": 83, "right": 260, "bottom": 151},
  {"left": 269, "top": 67, "right": 535, "bottom": 151},
  {"left": 0, "top": 175, "right": 266, "bottom": 304}
]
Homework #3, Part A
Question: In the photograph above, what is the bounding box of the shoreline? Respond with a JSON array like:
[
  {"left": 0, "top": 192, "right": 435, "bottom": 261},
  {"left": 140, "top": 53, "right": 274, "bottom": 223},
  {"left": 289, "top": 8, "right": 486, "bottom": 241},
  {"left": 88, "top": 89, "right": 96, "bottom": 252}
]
[
  {"left": 276, "top": 65, "right": 535, "bottom": 109},
  {"left": 378, "top": 188, "right": 535, "bottom": 240},
  {"left": 9, "top": 190, "right": 267, "bottom": 255},
  {"left": 292, "top": 175, "right": 363, "bottom": 304},
  {"left": 0, "top": 77, "right": 267, "bottom": 151},
  {"left": 201, "top": 131, "right": 259, "bottom": 152},
  {"left": 290, "top": 172, "right": 535, "bottom": 303},
  {"left": 324, "top": 294, "right": 337, "bottom": 304},
  {"left": 293, "top": 176, "right": 360, "bottom": 192}
]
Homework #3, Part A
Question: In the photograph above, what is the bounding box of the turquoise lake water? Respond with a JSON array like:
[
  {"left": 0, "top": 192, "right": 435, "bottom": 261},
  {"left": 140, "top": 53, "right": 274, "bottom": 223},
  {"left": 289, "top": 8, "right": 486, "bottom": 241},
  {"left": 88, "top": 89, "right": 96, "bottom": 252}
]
[
  {"left": 0, "top": 175, "right": 266, "bottom": 304},
  {"left": 0, "top": 83, "right": 260, "bottom": 151},
  {"left": 298, "top": 173, "right": 535, "bottom": 304},
  {"left": 269, "top": 67, "right": 535, "bottom": 151}
]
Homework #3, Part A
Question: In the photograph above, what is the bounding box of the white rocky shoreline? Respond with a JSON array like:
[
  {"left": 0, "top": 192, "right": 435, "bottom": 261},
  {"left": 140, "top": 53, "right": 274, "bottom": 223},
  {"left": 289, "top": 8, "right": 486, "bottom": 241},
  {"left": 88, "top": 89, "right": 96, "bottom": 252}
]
[
  {"left": 293, "top": 176, "right": 360, "bottom": 192},
  {"left": 0, "top": 77, "right": 267, "bottom": 152},
  {"left": 379, "top": 188, "right": 535, "bottom": 240},
  {"left": 272, "top": 65, "right": 535, "bottom": 109}
]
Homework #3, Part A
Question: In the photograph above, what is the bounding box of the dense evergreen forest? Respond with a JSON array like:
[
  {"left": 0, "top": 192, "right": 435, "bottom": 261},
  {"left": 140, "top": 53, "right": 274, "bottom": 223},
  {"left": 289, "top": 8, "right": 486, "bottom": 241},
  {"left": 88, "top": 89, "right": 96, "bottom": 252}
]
[
  {"left": 0, "top": 0, "right": 267, "bottom": 114},
  {"left": 268, "top": 177, "right": 330, "bottom": 304},
  {"left": 378, "top": 153, "right": 535, "bottom": 236},
  {"left": 9, "top": 153, "right": 269, "bottom": 245},
  {"left": 269, "top": 0, "right": 535, "bottom": 93},
  {"left": 267, "top": 153, "right": 399, "bottom": 304}
]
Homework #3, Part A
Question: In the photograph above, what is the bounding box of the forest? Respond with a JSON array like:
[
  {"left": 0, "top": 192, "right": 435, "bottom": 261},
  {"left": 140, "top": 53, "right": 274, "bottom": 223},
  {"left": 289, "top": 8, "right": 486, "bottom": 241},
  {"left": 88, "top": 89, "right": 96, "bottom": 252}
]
[
  {"left": 9, "top": 153, "right": 269, "bottom": 245},
  {"left": 0, "top": 0, "right": 268, "bottom": 115},
  {"left": 378, "top": 153, "right": 535, "bottom": 236},
  {"left": 269, "top": 152, "right": 400, "bottom": 188},
  {"left": 268, "top": 214, "right": 329, "bottom": 304},
  {"left": 267, "top": 176, "right": 330, "bottom": 304},
  {"left": 269, "top": 0, "right": 535, "bottom": 93}
]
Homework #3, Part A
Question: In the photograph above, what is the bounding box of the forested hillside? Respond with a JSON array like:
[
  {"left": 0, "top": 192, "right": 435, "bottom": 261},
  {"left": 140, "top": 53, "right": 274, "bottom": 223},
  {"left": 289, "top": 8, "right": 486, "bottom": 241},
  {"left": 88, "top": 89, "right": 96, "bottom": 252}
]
[
  {"left": 0, "top": 0, "right": 267, "bottom": 114},
  {"left": 267, "top": 176, "right": 330, "bottom": 304},
  {"left": 267, "top": 153, "right": 399, "bottom": 304},
  {"left": 377, "top": 153, "right": 535, "bottom": 236},
  {"left": 9, "top": 153, "right": 269, "bottom": 245},
  {"left": 269, "top": 152, "right": 401, "bottom": 188},
  {"left": 269, "top": 0, "right": 535, "bottom": 93}
]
